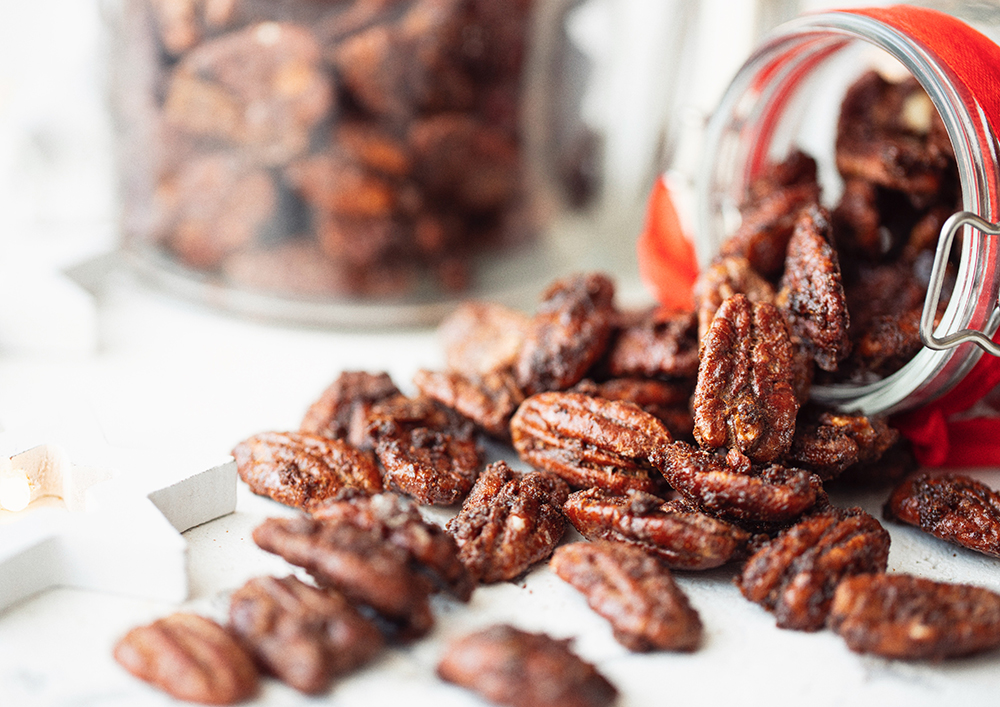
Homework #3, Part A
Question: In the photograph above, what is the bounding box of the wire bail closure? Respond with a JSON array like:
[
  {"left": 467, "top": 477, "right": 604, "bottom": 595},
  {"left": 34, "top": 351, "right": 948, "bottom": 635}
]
[{"left": 921, "top": 211, "right": 1000, "bottom": 356}]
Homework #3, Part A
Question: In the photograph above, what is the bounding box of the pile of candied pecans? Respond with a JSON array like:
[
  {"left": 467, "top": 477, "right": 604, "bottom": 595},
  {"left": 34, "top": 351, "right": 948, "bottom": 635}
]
[
  {"left": 113, "top": 71, "right": 1000, "bottom": 705},
  {"left": 125, "top": 0, "right": 532, "bottom": 297}
]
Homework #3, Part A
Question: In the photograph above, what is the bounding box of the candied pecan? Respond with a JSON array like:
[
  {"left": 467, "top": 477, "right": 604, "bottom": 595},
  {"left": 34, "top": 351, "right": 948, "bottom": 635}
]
[
  {"left": 413, "top": 368, "right": 523, "bottom": 439},
  {"left": 884, "top": 473, "right": 1000, "bottom": 558},
  {"left": 333, "top": 121, "right": 413, "bottom": 178},
  {"left": 692, "top": 256, "right": 776, "bottom": 341},
  {"left": 831, "top": 436, "right": 918, "bottom": 489},
  {"left": 314, "top": 213, "right": 407, "bottom": 267},
  {"left": 114, "top": 612, "right": 258, "bottom": 705},
  {"left": 659, "top": 442, "right": 822, "bottom": 523},
  {"left": 571, "top": 377, "right": 695, "bottom": 441},
  {"left": 719, "top": 181, "right": 820, "bottom": 278},
  {"left": 515, "top": 273, "right": 616, "bottom": 396},
  {"left": 436, "top": 624, "right": 617, "bottom": 707},
  {"left": 602, "top": 308, "right": 700, "bottom": 379},
  {"left": 330, "top": 23, "right": 413, "bottom": 120},
  {"left": 309, "top": 490, "right": 475, "bottom": 600},
  {"left": 836, "top": 72, "right": 951, "bottom": 197},
  {"left": 841, "top": 261, "right": 926, "bottom": 334},
  {"left": 745, "top": 149, "right": 818, "bottom": 201},
  {"left": 228, "top": 575, "right": 382, "bottom": 693},
  {"left": 737, "top": 507, "right": 890, "bottom": 631},
  {"left": 232, "top": 431, "right": 382, "bottom": 509},
  {"left": 286, "top": 152, "right": 397, "bottom": 218},
  {"left": 300, "top": 371, "right": 400, "bottom": 446},
  {"left": 692, "top": 294, "right": 799, "bottom": 463},
  {"left": 786, "top": 409, "right": 899, "bottom": 480},
  {"left": 776, "top": 205, "right": 851, "bottom": 372},
  {"left": 829, "top": 573, "right": 1000, "bottom": 660},
  {"left": 163, "top": 22, "right": 332, "bottom": 163},
  {"left": 510, "top": 392, "right": 671, "bottom": 494},
  {"left": 831, "top": 179, "right": 886, "bottom": 261},
  {"left": 842, "top": 306, "right": 926, "bottom": 380},
  {"left": 438, "top": 301, "right": 532, "bottom": 378},
  {"left": 364, "top": 394, "right": 483, "bottom": 505},
  {"left": 446, "top": 461, "right": 568, "bottom": 583},
  {"left": 156, "top": 154, "right": 276, "bottom": 270},
  {"left": 252, "top": 516, "right": 434, "bottom": 638},
  {"left": 563, "top": 487, "right": 751, "bottom": 570},
  {"left": 551, "top": 541, "right": 703, "bottom": 652}
]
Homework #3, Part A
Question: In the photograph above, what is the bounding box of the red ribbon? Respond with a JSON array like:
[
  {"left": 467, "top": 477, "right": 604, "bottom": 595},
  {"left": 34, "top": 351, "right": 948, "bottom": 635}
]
[{"left": 636, "top": 5, "right": 1000, "bottom": 468}]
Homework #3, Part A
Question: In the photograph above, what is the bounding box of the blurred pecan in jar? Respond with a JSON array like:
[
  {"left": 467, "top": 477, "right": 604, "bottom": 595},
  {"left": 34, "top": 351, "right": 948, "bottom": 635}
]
[
  {"left": 232, "top": 430, "right": 383, "bottom": 509},
  {"left": 228, "top": 575, "right": 383, "bottom": 694},
  {"left": 510, "top": 392, "right": 671, "bottom": 495},
  {"left": 692, "top": 294, "right": 799, "bottom": 463},
  {"left": 446, "top": 461, "right": 569, "bottom": 583},
  {"left": 114, "top": 612, "right": 259, "bottom": 705},
  {"left": 562, "top": 487, "right": 751, "bottom": 571},
  {"left": 163, "top": 22, "right": 332, "bottom": 164},
  {"left": 737, "top": 507, "right": 890, "bottom": 631},
  {"left": 436, "top": 624, "right": 618, "bottom": 707},
  {"left": 550, "top": 540, "right": 703, "bottom": 652},
  {"left": 884, "top": 473, "right": 1000, "bottom": 558}
]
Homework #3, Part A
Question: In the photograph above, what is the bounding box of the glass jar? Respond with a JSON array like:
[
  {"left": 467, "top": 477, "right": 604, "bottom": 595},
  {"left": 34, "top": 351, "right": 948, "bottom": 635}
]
[
  {"left": 695, "top": 5, "right": 1000, "bottom": 416},
  {"left": 106, "top": 0, "right": 573, "bottom": 327}
]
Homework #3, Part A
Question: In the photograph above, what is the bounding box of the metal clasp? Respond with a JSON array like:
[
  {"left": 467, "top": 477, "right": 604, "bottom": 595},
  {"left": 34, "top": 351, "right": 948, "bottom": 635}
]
[{"left": 921, "top": 211, "right": 1000, "bottom": 356}]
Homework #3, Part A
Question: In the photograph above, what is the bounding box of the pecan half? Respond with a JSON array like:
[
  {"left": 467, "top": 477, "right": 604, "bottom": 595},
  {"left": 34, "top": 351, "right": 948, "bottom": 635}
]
[
  {"left": 692, "top": 256, "right": 776, "bottom": 342},
  {"left": 309, "top": 490, "right": 475, "bottom": 600},
  {"left": 114, "top": 612, "right": 258, "bottom": 705},
  {"left": 884, "top": 473, "right": 1000, "bottom": 558},
  {"left": 511, "top": 391, "right": 672, "bottom": 494},
  {"left": 786, "top": 409, "right": 899, "bottom": 480},
  {"left": 602, "top": 308, "right": 700, "bottom": 379},
  {"left": 738, "top": 507, "right": 890, "bottom": 631},
  {"left": 563, "top": 487, "right": 751, "bottom": 570},
  {"left": 515, "top": 272, "right": 616, "bottom": 396},
  {"left": 252, "top": 516, "right": 434, "bottom": 638},
  {"left": 829, "top": 573, "right": 1000, "bottom": 660},
  {"left": 439, "top": 301, "right": 532, "bottom": 379},
  {"left": 300, "top": 371, "right": 400, "bottom": 446},
  {"left": 413, "top": 368, "right": 524, "bottom": 439},
  {"left": 571, "top": 377, "right": 695, "bottom": 442},
  {"left": 659, "top": 442, "right": 822, "bottom": 524},
  {"left": 776, "top": 205, "right": 851, "bottom": 372},
  {"left": 436, "top": 624, "right": 618, "bottom": 707},
  {"left": 550, "top": 541, "right": 703, "bottom": 652},
  {"left": 692, "top": 294, "right": 799, "bottom": 463},
  {"left": 232, "top": 430, "right": 382, "bottom": 509},
  {"left": 364, "top": 394, "right": 483, "bottom": 505},
  {"left": 446, "top": 460, "right": 569, "bottom": 583},
  {"left": 228, "top": 575, "right": 382, "bottom": 693}
]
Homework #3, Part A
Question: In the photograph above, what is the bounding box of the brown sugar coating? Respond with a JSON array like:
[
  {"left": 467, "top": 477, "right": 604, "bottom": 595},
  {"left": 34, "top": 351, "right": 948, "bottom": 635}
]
[
  {"left": 252, "top": 515, "right": 435, "bottom": 638},
  {"left": 436, "top": 624, "right": 618, "bottom": 707},
  {"left": 446, "top": 461, "right": 569, "bottom": 583},
  {"left": 232, "top": 430, "right": 383, "bottom": 509},
  {"left": 364, "top": 394, "right": 483, "bottom": 505},
  {"left": 602, "top": 308, "right": 700, "bottom": 379},
  {"left": 300, "top": 371, "right": 400, "bottom": 446},
  {"left": 114, "top": 612, "right": 259, "bottom": 705},
  {"left": 308, "top": 490, "right": 475, "bottom": 600},
  {"left": 658, "top": 442, "right": 822, "bottom": 524},
  {"left": 551, "top": 541, "right": 703, "bottom": 652},
  {"left": 776, "top": 205, "right": 851, "bottom": 372},
  {"left": 563, "top": 487, "right": 751, "bottom": 570},
  {"left": 510, "top": 391, "right": 672, "bottom": 494},
  {"left": 829, "top": 573, "right": 1000, "bottom": 660},
  {"left": 228, "top": 575, "right": 383, "bottom": 694},
  {"left": 785, "top": 409, "right": 899, "bottom": 481},
  {"left": 737, "top": 507, "right": 890, "bottom": 631},
  {"left": 884, "top": 473, "right": 1000, "bottom": 558},
  {"left": 515, "top": 272, "right": 616, "bottom": 396},
  {"left": 692, "top": 294, "right": 799, "bottom": 463}
]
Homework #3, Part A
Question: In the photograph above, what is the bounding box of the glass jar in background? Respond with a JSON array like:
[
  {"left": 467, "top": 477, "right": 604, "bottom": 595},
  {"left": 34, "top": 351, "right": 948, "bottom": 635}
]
[
  {"left": 107, "top": 0, "right": 571, "bottom": 326},
  {"left": 695, "top": 4, "right": 1000, "bottom": 416}
]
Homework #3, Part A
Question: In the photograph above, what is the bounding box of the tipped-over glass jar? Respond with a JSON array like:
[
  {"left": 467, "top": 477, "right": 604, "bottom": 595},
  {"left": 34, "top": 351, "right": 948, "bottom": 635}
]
[{"left": 696, "top": 4, "right": 1000, "bottom": 417}]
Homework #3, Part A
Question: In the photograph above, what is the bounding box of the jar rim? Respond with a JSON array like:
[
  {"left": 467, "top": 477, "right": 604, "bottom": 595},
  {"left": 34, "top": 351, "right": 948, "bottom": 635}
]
[{"left": 696, "top": 9, "right": 1000, "bottom": 415}]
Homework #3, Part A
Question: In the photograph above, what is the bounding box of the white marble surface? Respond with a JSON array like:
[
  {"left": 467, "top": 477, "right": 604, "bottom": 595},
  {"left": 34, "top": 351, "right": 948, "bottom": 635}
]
[{"left": 1, "top": 273, "right": 1000, "bottom": 707}]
